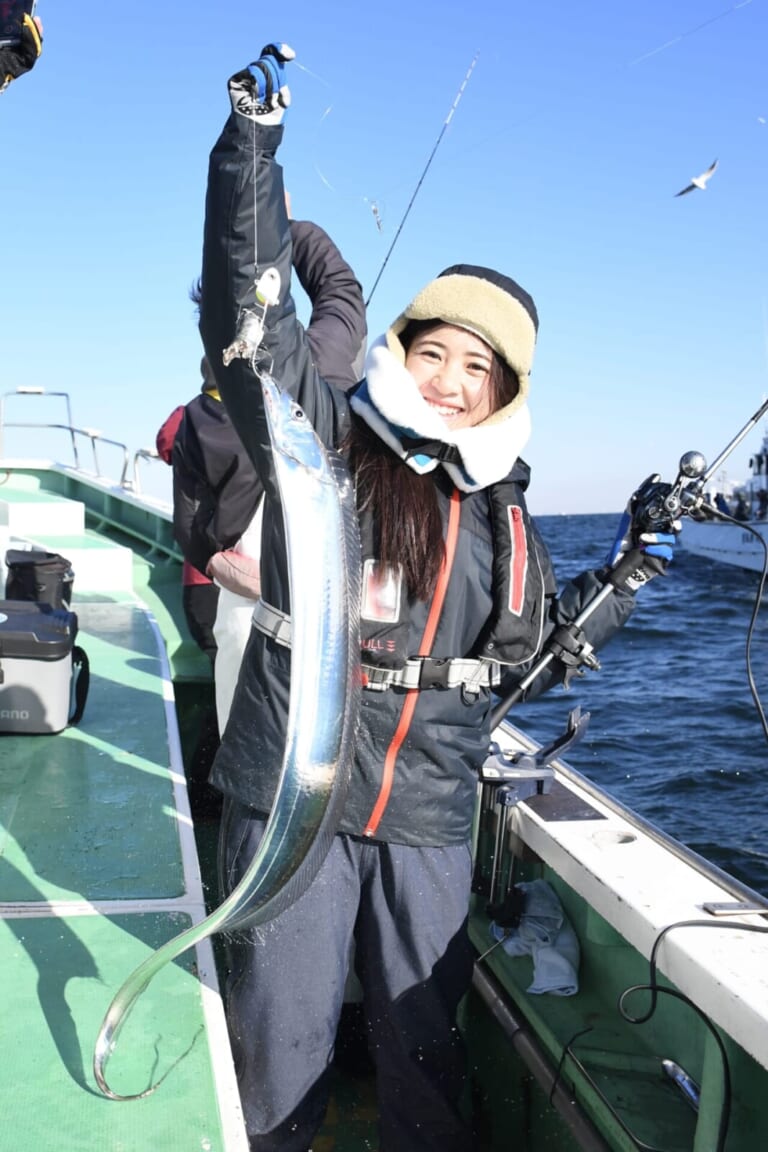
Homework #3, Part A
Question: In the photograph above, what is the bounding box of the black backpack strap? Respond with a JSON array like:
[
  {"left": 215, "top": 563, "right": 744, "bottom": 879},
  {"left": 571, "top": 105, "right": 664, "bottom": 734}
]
[{"left": 69, "top": 645, "right": 90, "bottom": 726}]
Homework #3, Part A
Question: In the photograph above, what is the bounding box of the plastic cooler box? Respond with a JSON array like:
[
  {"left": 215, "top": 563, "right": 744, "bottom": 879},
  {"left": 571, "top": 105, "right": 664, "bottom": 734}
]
[{"left": 0, "top": 601, "right": 77, "bottom": 734}]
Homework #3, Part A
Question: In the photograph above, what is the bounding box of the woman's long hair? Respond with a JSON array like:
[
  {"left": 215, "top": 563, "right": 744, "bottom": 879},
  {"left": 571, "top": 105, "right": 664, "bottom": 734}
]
[{"left": 346, "top": 320, "right": 519, "bottom": 602}]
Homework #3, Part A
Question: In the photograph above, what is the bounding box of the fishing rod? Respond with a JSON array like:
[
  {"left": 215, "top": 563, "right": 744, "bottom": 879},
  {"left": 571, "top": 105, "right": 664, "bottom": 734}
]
[
  {"left": 489, "top": 396, "right": 768, "bottom": 730},
  {"left": 365, "top": 52, "right": 479, "bottom": 308}
]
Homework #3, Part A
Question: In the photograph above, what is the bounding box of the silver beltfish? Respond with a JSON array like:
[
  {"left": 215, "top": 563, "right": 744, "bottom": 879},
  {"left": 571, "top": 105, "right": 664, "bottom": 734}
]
[{"left": 94, "top": 368, "right": 362, "bottom": 1100}]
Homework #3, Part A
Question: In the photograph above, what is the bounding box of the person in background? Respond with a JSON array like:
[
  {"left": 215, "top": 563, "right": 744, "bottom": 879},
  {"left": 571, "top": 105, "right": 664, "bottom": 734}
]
[
  {"left": 734, "top": 492, "right": 750, "bottom": 521},
  {"left": 1, "top": 12, "right": 43, "bottom": 94},
  {"left": 156, "top": 390, "right": 219, "bottom": 666},
  {"left": 199, "top": 43, "right": 679, "bottom": 1152},
  {"left": 173, "top": 211, "right": 366, "bottom": 735},
  {"left": 713, "top": 491, "right": 731, "bottom": 516},
  {"left": 156, "top": 388, "right": 222, "bottom": 822}
]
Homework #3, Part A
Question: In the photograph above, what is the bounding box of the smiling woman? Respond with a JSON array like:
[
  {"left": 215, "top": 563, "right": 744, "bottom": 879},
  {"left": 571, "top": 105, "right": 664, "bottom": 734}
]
[
  {"left": 343, "top": 264, "right": 539, "bottom": 600},
  {"left": 193, "top": 41, "right": 679, "bottom": 1152},
  {"left": 404, "top": 323, "right": 500, "bottom": 429}
]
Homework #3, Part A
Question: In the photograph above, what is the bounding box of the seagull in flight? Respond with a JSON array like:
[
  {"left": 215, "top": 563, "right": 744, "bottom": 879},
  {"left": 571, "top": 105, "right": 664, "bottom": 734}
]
[{"left": 675, "top": 159, "right": 718, "bottom": 197}]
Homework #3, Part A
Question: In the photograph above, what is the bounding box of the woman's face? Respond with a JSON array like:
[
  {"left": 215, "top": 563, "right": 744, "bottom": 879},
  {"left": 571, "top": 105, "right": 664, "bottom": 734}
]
[{"left": 405, "top": 324, "right": 494, "bottom": 429}]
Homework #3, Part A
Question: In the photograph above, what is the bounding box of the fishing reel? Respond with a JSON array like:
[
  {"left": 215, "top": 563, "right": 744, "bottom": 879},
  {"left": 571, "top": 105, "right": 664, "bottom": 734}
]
[
  {"left": 631, "top": 451, "right": 708, "bottom": 533},
  {"left": 632, "top": 395, "right": 768, "bottom": 531}
]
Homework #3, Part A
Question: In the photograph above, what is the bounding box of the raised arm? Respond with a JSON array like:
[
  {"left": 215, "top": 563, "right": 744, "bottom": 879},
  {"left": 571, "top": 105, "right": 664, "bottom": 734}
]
[
  {"left": 290, "top": 218, "right": 367, "bottom": 391},
  {"left": 199, "top": 44, "right": 345, "bottom": 495}
]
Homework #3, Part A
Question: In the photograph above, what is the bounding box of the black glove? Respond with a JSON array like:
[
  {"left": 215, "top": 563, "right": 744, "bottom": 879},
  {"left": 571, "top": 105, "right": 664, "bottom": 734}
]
[
  {"left": 604, "top": 546, "right": 670, "bottom": 593},
  {"left": 1, "top": 13, "right": 42, "bottom": 89}
]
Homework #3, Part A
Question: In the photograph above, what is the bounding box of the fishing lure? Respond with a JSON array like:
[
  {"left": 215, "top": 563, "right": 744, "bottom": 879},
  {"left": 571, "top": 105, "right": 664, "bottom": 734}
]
[{"left": 222, "top": 267, "right": 281, "bottom": 366}]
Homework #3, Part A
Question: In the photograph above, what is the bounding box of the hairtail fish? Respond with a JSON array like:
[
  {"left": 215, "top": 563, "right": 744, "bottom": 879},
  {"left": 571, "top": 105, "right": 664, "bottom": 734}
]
[{"left": 93, "top": 347, "right": 362, "bottom": 1100}]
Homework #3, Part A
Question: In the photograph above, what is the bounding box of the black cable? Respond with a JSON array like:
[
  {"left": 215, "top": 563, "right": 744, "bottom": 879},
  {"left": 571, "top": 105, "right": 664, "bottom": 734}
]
[
  {"left": 549, "top": 1026, "right": 593, "bottom": 1107},
  {"left": 695, "top": 505, "right": 768, "bottom": 742},
  {"left": 618, "top": 918, "right": 768, "bottom": 1152}
]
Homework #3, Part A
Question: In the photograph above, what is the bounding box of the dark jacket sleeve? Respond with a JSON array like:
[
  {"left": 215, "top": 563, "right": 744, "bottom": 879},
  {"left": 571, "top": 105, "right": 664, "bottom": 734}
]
[
  {"left": 172, "top": 394, "right": 264, "bottom": 573},
  {"left": 486, "top": 502, "right": 635, "bottom": 705},
  {"left": 171, "top": 409, "right": 206, "bottom": 572},
  {"left": 498, "top": 564, "right": 636, "bottom": 704},
  {"left": 199, "top": 114, "right": 348, "bottom": 501},
  {"left": 289, "top": 219, "right": 366, "bottom": 391}
]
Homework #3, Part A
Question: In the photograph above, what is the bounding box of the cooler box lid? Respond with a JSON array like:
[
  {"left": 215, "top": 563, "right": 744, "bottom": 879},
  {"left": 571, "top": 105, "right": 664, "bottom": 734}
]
[{"left": 0, "top": 601, "right": 77, "bottom": 660}]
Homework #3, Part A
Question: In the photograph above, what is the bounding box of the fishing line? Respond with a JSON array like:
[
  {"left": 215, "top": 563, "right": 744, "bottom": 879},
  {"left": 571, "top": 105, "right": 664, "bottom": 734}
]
[
  {"left": 253, "top": 113, "right": 259, "bottom": 272},
  {"left": 312, "top": 105, "right": 336, "bottom": 190},
  {"left": 293, "top": 59, "right": 332, "bottom": 87},
  {"left": 291, "top": 63, "right": 348, "bottom": 201},
  {"left": 296, "top": 54, "right": 392, "bottom": 227},
  {"left": 365, "top": 51, "right": 480, "bottom": 307},
  {"left": 310, "top": 106, "right": 387, "bottom": 230},
  {"left": 460, "top": 0, "right": 755, "bottom": 163},
  {"left": 626, "top": 0, "right": 754, "bottom": 67}
]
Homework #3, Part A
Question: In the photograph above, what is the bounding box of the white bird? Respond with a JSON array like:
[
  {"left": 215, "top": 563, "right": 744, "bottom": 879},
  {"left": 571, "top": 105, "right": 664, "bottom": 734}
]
[{"left": 675, "top": 159, "right": 718, "bottom": 197}]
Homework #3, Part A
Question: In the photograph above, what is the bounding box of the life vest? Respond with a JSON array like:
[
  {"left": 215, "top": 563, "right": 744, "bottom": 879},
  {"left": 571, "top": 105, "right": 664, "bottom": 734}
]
[
  {"left": 252, "top": 476, "right": 555, "bottom": 693},
  {"left": 358, "top": 477, "right": 551, "bottom": 684}
]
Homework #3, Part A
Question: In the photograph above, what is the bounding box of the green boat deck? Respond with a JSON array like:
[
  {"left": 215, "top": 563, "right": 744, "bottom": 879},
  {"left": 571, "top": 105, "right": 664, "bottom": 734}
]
[
  {"left": 0, "top": 478, "right": 249, "bottom": 1151},
  {"left": 0, "top": 470, "right": 381, "bottom": 1152},
  {"left": 4, "top": 461, "right": 768, "bottom": 1152}
]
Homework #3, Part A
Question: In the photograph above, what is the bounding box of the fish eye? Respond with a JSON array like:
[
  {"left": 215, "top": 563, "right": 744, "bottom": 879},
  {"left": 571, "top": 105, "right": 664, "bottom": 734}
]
[{"left": 291, "top": 403, "right": 307, "bottom": 422}]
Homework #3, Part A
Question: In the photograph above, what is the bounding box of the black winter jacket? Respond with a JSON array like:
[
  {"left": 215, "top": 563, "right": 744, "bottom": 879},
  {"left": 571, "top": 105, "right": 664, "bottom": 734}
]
[
  {"left": 200, "top": 115, "right": 636, "bottom": 847},
  {"left": 172, "top": 219, "right": 366, "bottom": 574}
]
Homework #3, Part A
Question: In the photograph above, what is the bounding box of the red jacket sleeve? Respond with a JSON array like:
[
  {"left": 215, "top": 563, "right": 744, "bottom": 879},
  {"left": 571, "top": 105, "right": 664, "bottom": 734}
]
[{"left": 156, "top": 405, "right": 185, "bottom": 464}]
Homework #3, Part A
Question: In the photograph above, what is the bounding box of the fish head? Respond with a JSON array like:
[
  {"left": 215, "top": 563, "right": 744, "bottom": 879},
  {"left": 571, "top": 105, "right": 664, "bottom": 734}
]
[{"left": 260, "top": 371, "right": 326, "bottom": 474}]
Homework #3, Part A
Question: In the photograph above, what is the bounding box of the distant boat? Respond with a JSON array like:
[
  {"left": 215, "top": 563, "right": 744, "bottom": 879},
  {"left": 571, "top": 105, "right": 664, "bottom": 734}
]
[{"left": 682, "top": 427, "right": 768, "bottom": 571}]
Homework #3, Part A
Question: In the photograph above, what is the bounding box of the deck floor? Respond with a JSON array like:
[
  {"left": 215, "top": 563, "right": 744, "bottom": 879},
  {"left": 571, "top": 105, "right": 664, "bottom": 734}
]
[
  {"left": 0, "top": 594, "right": 247, "bottom": 1151},
  {"left": 0, "top": 476, "right": 381, "bottom": 1150}
]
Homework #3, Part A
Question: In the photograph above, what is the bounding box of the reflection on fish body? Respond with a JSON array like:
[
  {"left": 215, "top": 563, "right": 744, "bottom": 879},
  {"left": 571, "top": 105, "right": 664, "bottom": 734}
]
[{"left": 93, "top": 368, "right": 362, "bottom": 1100}]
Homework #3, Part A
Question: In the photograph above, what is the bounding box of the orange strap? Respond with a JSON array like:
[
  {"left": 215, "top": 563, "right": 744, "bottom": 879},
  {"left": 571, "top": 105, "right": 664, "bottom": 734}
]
[{"left": 363, "top": 488, "right": 462, "bottom": 837}]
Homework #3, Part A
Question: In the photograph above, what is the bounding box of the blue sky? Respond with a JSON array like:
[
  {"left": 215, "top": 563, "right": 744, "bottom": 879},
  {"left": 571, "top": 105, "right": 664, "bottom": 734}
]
[{"left": 2, "top": 0, "right": 766, "bottom": 514}]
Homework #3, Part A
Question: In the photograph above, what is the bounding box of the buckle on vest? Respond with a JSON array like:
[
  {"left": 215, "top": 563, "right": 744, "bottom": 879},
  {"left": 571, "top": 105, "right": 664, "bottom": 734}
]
[
  {"left": 417, "top": 658, "right": 453, "bottom": 688},
  {"left": 360, "top": 658, "right": 452, "bottom": 691},
  {"left": 361, "top": 657, "right": 498, "bottom": 693},
  {"left": 361, "top": 666, "right": 398, "bottom": 691}
]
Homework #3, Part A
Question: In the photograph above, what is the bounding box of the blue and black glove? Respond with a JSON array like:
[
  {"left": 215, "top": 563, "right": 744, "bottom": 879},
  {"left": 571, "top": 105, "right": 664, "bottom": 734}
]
[
  {"left": 228, "top": 42, "right": 295, "bottom": 124},
  {"left": 605, "top": 476, "right": 681, "bottom": 591}
]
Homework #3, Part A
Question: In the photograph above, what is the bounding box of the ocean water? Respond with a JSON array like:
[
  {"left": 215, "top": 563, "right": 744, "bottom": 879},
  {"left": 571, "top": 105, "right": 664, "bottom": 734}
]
[{"left": 507, "top": 513, "right": 768, "bottom": 897}]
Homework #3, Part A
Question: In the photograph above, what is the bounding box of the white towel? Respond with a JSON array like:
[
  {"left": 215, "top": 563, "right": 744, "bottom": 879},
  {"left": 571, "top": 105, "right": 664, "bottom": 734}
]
[{"left": 490, "top": 879, "right": 580, "bottom": 996}]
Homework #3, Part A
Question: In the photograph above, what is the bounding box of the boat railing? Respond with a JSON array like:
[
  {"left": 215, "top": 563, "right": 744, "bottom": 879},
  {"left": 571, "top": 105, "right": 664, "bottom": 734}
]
[
  {"left": 130, "top": 446, "right": 166, "bottom": 496},
  {"left": 0, "top": 386, "right": 163, "bottom": 495},
  {"left": 492, "top": 715, "right": 768, "bottom": 910}
]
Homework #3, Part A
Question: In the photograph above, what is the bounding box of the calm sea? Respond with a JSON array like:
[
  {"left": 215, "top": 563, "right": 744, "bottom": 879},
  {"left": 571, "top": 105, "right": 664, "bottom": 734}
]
[{"left": 508, "top": 513, "right": 768, "bottom": 897}]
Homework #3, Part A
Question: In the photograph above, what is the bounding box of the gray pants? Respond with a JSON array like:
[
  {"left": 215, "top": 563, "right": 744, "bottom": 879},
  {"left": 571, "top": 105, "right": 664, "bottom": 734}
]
[{"left": 219, "top": 798, "right": 475, "bottom": 1152}]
